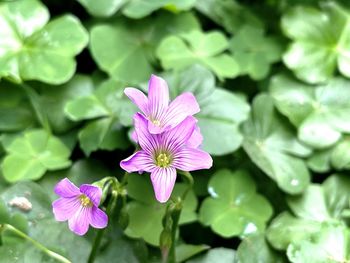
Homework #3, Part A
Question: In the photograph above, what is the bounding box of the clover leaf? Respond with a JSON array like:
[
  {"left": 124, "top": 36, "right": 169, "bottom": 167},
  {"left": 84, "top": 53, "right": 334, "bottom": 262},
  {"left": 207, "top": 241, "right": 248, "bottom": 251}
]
[
  {"left": 163, "top": 65, "right": 250, "bottom": 155},
  {"left": 287, "top": 222, "right": 350, "bottom": 263},
  {"left": 156, "top": 30, "right": 239, "bottom": 79},
  {"left": 1, "top": 130, "right": 71, "bottom": 183},
  {"left": 270, "top": 74, "right": 350, "bottom": 149},
  {"left": 0, "top": 0, "right": 88, "bottom": 84},
  {"left": 229, "top": 25, "right": 283, "bottom": 80},
  {"left": 237, "top": 234, "right": 285, "bottom": 263},
  {"left": 267, "top": 174, "right": 350, "bottom": 252},
  {"left": 195, "top": 0, "right": 263, "bottom": 33},
  {"left": 77, "top": 0, "right": 124, "bottom": 17},
  {"left": 125, "top": 173, "right": 198, "bottom": 246},
  {"left": 90, "top": 14, "right": 198, "bottom": 84},
  {"left": 187, "top": 248, "right": 236, "bottom": 263},
  {"left": 65, "top": 79, "right": 135, "bottom": 155},
  {"left": 122, "top": 0, "right": 196, "bottom": 19},
  {"left": 242, "top": 94, "right": 311, "bottom": 194},
  {"left": 281, "top": 3, "right": 350, "bottom": 84},
  {"left": 199, "top": 169, "right": 273, "bottom": 238}
]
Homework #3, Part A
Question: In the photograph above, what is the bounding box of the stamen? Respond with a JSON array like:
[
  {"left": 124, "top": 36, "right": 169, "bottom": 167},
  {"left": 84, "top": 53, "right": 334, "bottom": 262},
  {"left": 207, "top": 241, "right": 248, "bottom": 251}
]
[
  {"left": 156, "top": 153, "right": 171, "bottom": 168},
  {"left": 152, "top": 119, "right": 161, "bottom": 126},
  {"left": 79, "top": 194, "right": 93, "bottom": 207}
]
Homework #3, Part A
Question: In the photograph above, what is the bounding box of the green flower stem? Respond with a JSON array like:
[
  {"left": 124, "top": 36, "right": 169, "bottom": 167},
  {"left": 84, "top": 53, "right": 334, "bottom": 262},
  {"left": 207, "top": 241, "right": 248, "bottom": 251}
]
[
  {"left": 87, "top": 189, "right": 119, "bottom": 263},
  {"left": 1, "top": 223, "right": 71, "bottom": 263},
  {"left": 164, "top": 171, "right": 193, "bottom": 263},
  {"left": 179, "top": 171, "right": 194, "bottom": 200},
  {"left": 167, "top": 200, "right": 182, "bottom": 263},
  {"left": 21, "top": 83, "right": 51, "bottom": 134}
]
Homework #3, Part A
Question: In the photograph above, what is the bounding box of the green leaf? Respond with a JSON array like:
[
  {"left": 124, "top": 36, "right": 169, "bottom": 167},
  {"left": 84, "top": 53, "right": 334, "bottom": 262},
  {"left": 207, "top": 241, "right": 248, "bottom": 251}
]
[
  {"left": 229, "top": 25, "right": 283, "bottom": 80},
  {"left": 90, "top": 21, "right": 154, "bottom": 84},
  {"left": 195, "top": 0, "right": 263, "bottom": 33},
  {"left": 65, "top": 79, "right": 134, "bottom": 155},
  {"left": 38, "top": 75, "right": 95, "bottom": 134},
  {"left": 77, "top": 0, "right": 125, "bottom": 17},
  {"left": 270, "top": 74, "right": 350, "bottom": 149},
  {"left": 323, "top": 174, "right": 350, "bottom": 218},
  {"left": 287, "top": 185, "right": 332, "bottom": 221},
  {"left": 0, "top": 0, "right": 88, "bottom": 84},
  {"left": 163, "top": 65, "right": 249, "bottom": 155},
  {"left": 156, "top": 30, "right": 239, "bottom": 79},
  {"left": 176, "top": 244, "right": 209, "bottom": 262},
  {"left": 331, "top": 138, "right": 350, "bottom": 170},
  {"left": 90, "top": 14, "right": 199, "bottom": 84},
  {"left": 237, "top": 234, "right": 286, "bottom": 263},
  {"left": 307, "top": 148, "right": 332, "bottom": 173},
  {"left": 287, "top": 222, "right": 350, "bottom": 263},
  {"left": 187, "top": 248, "right": 236, "bottom": 263},
  {"left": 1, "top": 181, "right": 92, "bottom": 262},
  {"left": 199, "top": 169, "right": 273, "bottom": 238},
  {"left": 1, "top": 129, "right": 71, "bottom": 182},
  {"left": 197, "top": 88, "right": 250, "bottom": 155},
  {"left": 122, "top": 0, "right": 196, "bottom": 19},
  {"left": 242, "top": 94, "right": 311, "bottom": 194},
  {"left": 266, "top": 212, "right": 322, "bottom": 251},
  {"left": 281, "top": 3, "right": 350, "bottom": 84},
  {"left": 0, "top": 82, "right": 34, "bottom": 132},
  {"left": 124, "top": 173, "right": 198, "bottom": 246},
  {"left": 0, "top": 243, "right": 57, "bottom": 263}
]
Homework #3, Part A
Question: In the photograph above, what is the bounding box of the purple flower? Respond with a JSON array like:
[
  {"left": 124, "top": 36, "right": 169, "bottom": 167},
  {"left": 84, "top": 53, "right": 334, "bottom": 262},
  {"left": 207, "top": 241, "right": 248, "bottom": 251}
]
[
  {"left": 120, "top": 113, "right": 213, "bottom": 203},
  {"left": 125, "top": 75, "right": 200, "bottom": 134},
  {"left": 52, "top": 178, "right": 108, "bottom": 236}
]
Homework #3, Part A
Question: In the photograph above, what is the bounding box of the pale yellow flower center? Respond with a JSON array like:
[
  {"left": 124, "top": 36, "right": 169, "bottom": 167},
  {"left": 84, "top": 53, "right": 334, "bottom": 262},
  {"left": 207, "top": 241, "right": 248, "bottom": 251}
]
[
  {"left": 79, "top": 194, "right": 93, "bottom": 207},
  {"left": 152, "top": 119, "right": 161, "bottom": 126},
  {"left": 156, "top": 153, "right": 171, "bottom": 168}
]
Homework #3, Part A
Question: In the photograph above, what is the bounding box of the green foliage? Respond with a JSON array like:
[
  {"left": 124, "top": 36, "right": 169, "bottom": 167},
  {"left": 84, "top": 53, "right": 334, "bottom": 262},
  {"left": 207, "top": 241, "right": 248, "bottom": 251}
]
[
  {"left": 199, "top": 170, "right": 273, "bottom": 238},
  {"left": 282, "top": 2, "right": 350, "bottom": 84},
  {"left": 0, "top": 0, "right": 88, "bottom": 84},
  {"left": 242, "top": 94, "right": 311, "bottom": 194},
  {"left": 1, "top": 0, "right": 350, "bottom": 262},
  {"left": 2, "top": 130, "right": 71, "bottom": 182},
  {"left": 157, "top": 30, "right": 239, "bottom": 79},
  {"left": 125, "top": 173, "right": 197, "bottom": 246}
]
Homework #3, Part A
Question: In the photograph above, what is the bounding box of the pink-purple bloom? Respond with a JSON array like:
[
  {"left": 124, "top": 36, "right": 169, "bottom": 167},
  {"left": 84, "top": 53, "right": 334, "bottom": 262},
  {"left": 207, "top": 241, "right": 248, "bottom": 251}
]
[
  {"left": 52, "top": 178, "right": 108, "bottom": 235},
  {"left": 120, "top": 113, "right": 212, "bottom": 203},
  {"left": 125, "top": 75, "right": 200, "bottom": 134}
]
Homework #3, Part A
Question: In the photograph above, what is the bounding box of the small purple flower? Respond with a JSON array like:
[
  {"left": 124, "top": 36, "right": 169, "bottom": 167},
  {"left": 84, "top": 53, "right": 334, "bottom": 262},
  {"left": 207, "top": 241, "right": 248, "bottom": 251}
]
[
  {"left": 120, "top": 113, "right": 213, "bottom": 203},
  {"left": 125, "top": 74, "right": 200, "bottom": 134},
  {"left": 52, "top": 178, "right": 108, "bottom": 236}
]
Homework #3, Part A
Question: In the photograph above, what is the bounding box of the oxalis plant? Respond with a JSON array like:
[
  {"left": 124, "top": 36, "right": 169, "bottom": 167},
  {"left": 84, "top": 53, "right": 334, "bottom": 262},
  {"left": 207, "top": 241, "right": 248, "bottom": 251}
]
[
  {"left": 2, "top": 0, "right": 350, "bottom": 262},
  {"left": 52, "top": 75, "right": 213, "bottom": 263}
]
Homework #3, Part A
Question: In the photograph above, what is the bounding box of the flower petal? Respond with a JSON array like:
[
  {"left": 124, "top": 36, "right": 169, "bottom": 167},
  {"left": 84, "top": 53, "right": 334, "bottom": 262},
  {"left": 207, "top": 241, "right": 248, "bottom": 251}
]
[
  {"left": 134, "top": 113, "right": 159, "bottom": 154},
  {"left": 150, "top": 167, "right": 177, "bottom": 203},
  {"left": 52, "top": 197, "right": 80, "bottom": 221},
  {"left": 120, "top": 150, "right": 155, "bottom": 173},
  {"left": 68, "top": 207, "right": 91, "bottom": 236},
  {"left": 124, "top": 87, "right": 148, "bottom": 115},
  {"left": 90, "top": 206, "right": 108, "bottom": 229},
  {"left": 173, "top": 147, "right": 213, "bottom": 171},
  {"left": 161, "top": 116, "right": 196, "bottom": 152},
  {"left": 79, "top": 184, "right": 102, "bottom": 206},
  {"left": 163, "top": 92, "right": 200, "bottom": 129},
  {"left": 54, "top": 178, "right": 80, "bottom": 198},
  {"left": 187, "top": 124, "right": 203, "bottom": 148},
  {"left": 131, "top": 129, "right": 138, "bottom": 143},
  {"left": 148, "top": 75, "right": 169, "bottom": 121}
]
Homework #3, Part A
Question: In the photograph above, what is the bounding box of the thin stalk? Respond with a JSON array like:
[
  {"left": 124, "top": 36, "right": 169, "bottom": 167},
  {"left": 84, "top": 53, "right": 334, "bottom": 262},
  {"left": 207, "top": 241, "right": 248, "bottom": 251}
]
[
  {"left": 87, "top": 190, "right": 118, "bottom": 263},
  {"left": 2, "top": 224, "right": 71, "bottom": 263},
  {"left": 179, "top": 171, "right": 194, "bottom": 200},
  {"left": 167, "top": 201, "right": 182, "bottom": 263}
]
